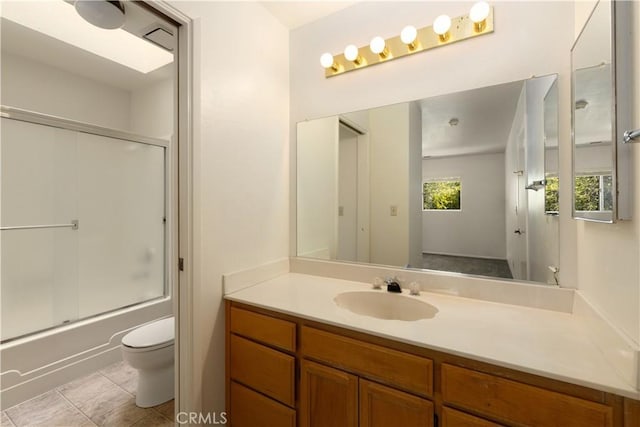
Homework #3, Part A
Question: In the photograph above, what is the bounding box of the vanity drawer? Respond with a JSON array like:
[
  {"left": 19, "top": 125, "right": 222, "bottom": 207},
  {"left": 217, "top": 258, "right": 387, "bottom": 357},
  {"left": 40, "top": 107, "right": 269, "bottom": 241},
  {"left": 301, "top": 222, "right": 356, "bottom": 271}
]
[
  {"left": 230, "top": 335, "right": 295, "bottom": 407},
  {"left": 441, "top": 407, "right": 502, "bottom": 427},
  {"left": 441, "top": 364, "right": 613, "bottom": 427},
  {"left": 301, "top": 326, "right": 433, "bottom": 397},
  {"left": 230, "top": 306, "right": 296, "bottom": 352},
  {"left": 230, "top": 381, "right": 296, "bottom": 427}
]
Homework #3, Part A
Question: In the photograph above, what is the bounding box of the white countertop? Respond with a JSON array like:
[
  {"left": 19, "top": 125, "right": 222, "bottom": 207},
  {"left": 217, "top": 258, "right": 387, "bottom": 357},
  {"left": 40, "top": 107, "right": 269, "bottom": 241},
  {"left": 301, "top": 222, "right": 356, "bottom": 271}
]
[{"left": 225, "top": 273, "right": 640, "bottom": 399}]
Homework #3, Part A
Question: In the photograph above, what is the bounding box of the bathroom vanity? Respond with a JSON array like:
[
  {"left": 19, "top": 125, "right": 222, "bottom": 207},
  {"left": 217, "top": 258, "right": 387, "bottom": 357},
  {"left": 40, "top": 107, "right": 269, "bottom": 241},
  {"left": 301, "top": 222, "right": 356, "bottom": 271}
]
[{"left": 224, "top": 273, "right": 640, "bottom": 427}]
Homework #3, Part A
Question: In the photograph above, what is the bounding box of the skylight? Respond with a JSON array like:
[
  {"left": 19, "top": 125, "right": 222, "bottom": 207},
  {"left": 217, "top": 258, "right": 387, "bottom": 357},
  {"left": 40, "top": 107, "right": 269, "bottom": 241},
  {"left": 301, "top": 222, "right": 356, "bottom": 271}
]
[{"left": 1, "top": 1, "right": 173, "bottom": 74}]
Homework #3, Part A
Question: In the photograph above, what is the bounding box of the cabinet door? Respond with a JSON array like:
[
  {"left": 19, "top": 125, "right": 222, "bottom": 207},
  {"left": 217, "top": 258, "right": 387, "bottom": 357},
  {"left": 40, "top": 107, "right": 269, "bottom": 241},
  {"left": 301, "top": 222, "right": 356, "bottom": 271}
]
[
  {"left": 300, "top": 359, "right": 358, "bottom": 427},
  {"left": 441, "top": 364, "right": 612, "bottom": 427},
  {"left": 360, "top": 379, "right": 433, "bottom": 427},
  {"left": 442, "top": 406, "right": 502, "bottom": 427},
  {"left": 230, "top": 381, "right": 295, "bottom": 427},
  {"left": 229, "top": 334, "right": 295, "bottom": 406}
]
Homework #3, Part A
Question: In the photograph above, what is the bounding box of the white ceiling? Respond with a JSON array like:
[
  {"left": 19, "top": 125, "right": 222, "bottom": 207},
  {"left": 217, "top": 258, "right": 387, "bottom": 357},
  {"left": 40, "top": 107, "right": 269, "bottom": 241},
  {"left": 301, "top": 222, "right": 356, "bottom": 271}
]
[
  {"left": 420, "top": 80, "right": 525, "bottom": 158},
  {"left": 261, "top": 1, "right": 357, "bottom": 29}
]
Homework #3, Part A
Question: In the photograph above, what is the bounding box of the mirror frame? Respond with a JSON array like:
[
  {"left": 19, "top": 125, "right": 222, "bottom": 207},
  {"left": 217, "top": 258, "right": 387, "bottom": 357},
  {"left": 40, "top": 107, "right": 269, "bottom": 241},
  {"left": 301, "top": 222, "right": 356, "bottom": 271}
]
[{"left": 571, "top": 0, "right": 633, "bottom": 222}]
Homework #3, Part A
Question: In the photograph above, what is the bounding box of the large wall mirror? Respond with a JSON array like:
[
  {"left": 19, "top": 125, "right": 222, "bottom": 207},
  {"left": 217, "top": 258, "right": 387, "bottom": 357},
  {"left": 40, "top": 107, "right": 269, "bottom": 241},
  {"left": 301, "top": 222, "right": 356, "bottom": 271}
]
[
  {"left": 297, "top": 75, "right": 560, "bottom": 286},
  {"left": 571, "top": 0, "right": 633, "bottom": 222}
]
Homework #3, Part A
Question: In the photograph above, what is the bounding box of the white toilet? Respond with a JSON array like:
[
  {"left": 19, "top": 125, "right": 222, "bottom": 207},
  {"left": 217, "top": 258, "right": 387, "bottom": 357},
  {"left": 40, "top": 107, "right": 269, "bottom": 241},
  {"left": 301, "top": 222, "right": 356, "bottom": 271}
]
[{"left": 121, "top": 316, "right": 175, "bottom": 408}]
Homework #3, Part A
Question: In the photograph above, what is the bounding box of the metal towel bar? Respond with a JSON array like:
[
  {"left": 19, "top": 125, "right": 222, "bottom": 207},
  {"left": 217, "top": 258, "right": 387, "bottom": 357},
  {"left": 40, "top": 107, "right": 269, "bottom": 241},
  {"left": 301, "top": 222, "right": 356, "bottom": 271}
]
[
  {"left": 623, "top": 128, "right": 640, "bottom": 143},
  {"left": 0, "top": 220, "right": 79, "bottom": 231}
]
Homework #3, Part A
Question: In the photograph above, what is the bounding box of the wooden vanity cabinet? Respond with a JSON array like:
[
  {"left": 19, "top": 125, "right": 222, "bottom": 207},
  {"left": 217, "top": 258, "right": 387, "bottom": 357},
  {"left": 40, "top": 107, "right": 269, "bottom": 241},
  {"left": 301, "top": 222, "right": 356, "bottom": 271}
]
[
  {"left": 359, "top": 379, "right": 434, "bottom": 427},
  {"left": 226, "top": 301, "right": 638, "bottom": 427},
  {"left": 441, "top": 364, "right": 613, "bottom": 427},
  {"left": 299, "top": 360, "right": 358, "bottom": 427},
  {"left": 441, "top": 407, "right": 503, "bottom": 427},
  {"left": 227, "top": 305, "right": 297, "bottom": 427}
]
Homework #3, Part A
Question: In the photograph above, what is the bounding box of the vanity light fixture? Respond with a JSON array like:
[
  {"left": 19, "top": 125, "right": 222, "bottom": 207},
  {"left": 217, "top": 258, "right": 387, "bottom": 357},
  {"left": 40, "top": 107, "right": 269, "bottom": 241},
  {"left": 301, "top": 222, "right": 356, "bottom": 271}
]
[
  {"left": 470, "top": 1, "right": 491, "bottom": 32},
  {"left": 433, "top": 15, "right": 452, "bottom": 42},
  {"left": 319, "top": 3, "right": 494, "bottom": 78},
  {"left": 400, "top": 25, "right": 419, "bottom": 50},
  {"left": 370, "top": 36, "right": 389, "bottom": 58},
  {"left": 344, "top": 44, "right": 363, "bottom": 65}
]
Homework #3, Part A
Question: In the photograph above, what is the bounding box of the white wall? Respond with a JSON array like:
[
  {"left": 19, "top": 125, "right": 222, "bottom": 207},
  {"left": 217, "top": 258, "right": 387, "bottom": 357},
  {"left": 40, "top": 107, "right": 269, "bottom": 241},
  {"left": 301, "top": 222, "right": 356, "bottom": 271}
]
[
  {"left": 289, "top": 2, "right": 571, "bottom": 123},
  {"left": 169, "top": 1, "right": 290, "bottom": 413},
  {"left": 575, "top": 144, "right": 613, "bottom": 172},
  {"left": 572, "top": 1, "right": 640, "bottom": 346},
  {"left": 505, "top": 87, "right": 527, "bottom": 279},
  {"left": 525, "top": 76, "right": 559, "bottom": 284},
  {"left": 130, "top": 78, "right": 174, "bottom": 139},
  {"left": 423, "top": 153, "right": 506, "bottom": 259},
  {"left": 408, "top": 101, "right": 423, "bottom": 269},
  {"left": 369, "top": 103, "right": 411, "bottom": 267},
  {"left": 337, "top": 126, "right": 358, "bottom": 261},
  {"left": 0, "top": 53, "right": 131, "bottom": 130},
  {"left": 297, "top": 117, "right": 338, "bottom": 259}
]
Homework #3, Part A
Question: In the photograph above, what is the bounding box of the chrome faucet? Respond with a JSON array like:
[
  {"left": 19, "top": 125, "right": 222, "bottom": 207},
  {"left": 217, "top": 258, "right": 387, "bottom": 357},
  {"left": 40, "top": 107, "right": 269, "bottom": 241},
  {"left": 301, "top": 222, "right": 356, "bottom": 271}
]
[{"left": 385, "top": 277, "right": 402, "bottom": 293}]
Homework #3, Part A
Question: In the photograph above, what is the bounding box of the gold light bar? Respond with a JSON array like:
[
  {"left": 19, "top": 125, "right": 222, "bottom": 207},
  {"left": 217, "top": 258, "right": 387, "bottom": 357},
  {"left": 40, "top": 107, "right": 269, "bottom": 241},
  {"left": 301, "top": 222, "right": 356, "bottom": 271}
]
[{"left": 323, "top": 7, "right": 494, "bottom": 78}]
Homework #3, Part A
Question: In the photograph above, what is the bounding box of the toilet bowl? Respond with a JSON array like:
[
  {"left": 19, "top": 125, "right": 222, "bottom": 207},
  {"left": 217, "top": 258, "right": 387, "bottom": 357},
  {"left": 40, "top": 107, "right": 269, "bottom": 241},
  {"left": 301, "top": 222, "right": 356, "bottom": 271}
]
[{"left": 121, "top": 316, "right": 174, "bottom": 408}]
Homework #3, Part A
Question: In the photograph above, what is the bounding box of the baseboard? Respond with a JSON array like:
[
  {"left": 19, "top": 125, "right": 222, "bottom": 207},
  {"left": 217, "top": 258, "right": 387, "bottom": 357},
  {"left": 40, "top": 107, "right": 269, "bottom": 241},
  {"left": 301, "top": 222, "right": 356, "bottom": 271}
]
[
  {"left": 297, "top": 248, "right": 331, "bottom": 259},
  {"left": 223, "top": 258, "right": 290, "bottom": 295},
  {"left": 423, "top": 251, "right": 507, "bottom": 261}
]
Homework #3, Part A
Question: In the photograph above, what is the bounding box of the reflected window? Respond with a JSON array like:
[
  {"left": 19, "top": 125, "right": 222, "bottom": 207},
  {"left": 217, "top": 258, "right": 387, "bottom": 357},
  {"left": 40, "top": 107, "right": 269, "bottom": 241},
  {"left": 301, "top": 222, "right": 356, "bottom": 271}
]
[
  {"left": 545, "top": 176, "right": 559, "bottom": 214},
  {"left": 423, "top": 179, "right": 461, "bottom": 210},
  {"left": 575, "top": 174, "right": 613, "bottom": 212}
]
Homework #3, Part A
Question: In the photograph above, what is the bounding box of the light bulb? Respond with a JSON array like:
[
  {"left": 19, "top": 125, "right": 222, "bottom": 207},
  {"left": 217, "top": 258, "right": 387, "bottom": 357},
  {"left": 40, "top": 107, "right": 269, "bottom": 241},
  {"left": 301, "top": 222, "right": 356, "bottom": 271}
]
[
  {"left": 320, "top": 52, "right": 334, "bottom": 69},
  {"left": 344, "top": 44, "right": 360, "bottom": 64},
  {"left": 370, "top": 36, "right": 386, "bottom": 55},
  {"left": 470, "top": 1, "right": 490, "bottom": 32},
  {"left": 433, "top": 14, "right": 452, "bottom": 39},
  {"left": 470, "top": 1, "right": 490, "bottom": 23},
  {"left": 400, "top": 25, "right": 418, "bottom": 47}
]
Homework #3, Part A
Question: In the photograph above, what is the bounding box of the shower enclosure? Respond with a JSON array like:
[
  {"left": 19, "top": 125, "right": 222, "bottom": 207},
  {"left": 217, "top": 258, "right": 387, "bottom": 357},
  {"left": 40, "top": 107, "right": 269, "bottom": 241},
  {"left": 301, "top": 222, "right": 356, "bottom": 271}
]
[{"left": 1, "top": 107, "right": 168, "bottom": 342}]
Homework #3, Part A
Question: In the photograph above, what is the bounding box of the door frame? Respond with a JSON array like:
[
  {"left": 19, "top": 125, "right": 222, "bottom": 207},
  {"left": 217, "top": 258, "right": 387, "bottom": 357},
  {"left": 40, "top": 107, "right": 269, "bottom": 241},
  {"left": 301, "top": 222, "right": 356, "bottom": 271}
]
[{"left": 142, "top": 0, "right": 195, "bottom": 419}]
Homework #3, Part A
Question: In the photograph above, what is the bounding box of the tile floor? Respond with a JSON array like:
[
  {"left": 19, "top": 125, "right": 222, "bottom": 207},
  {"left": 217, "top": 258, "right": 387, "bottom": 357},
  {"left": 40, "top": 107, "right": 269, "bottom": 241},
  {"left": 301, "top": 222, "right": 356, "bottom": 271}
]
[{"left": 1, "top": 362, "right": 174, "bottom": 427}]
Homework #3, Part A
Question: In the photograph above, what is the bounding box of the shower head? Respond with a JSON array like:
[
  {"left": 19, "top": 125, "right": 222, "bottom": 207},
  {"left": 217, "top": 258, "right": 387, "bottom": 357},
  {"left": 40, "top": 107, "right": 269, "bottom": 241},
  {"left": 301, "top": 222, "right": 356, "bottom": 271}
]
[{"left": 75, "top": 0, "right": 125, "bottom": 30}]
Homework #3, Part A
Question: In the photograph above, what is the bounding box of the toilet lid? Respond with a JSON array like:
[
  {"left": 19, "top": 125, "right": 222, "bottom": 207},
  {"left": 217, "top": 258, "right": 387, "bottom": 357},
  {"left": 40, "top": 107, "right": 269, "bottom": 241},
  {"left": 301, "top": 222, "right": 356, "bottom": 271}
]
[{"left": 122, "top": 317, "right": 174, "bottom": 349}]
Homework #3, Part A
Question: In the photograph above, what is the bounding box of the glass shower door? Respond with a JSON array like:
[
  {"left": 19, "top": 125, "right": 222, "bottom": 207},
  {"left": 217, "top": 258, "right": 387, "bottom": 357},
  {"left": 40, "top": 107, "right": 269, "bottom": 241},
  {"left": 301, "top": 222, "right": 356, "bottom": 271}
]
[
  {"left": 1, "top": 114, "right": 167, "bottom": 342},
  {"left": 1, "top": 118, "right": 80, "bottom": 340}
]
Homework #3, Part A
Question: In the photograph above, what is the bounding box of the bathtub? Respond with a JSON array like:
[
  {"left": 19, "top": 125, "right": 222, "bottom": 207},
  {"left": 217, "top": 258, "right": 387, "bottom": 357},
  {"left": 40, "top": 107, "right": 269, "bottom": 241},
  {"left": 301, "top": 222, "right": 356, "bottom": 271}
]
[{"left": 0, "top": 297, "right": 172, "bottom": 409}]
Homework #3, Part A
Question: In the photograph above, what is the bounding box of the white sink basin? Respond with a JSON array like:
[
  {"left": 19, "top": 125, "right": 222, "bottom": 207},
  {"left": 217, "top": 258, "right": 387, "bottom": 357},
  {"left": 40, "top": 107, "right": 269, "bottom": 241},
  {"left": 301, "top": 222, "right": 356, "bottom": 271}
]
[{"left": 334, "top": 291, "right": 438, "bottom": 321}]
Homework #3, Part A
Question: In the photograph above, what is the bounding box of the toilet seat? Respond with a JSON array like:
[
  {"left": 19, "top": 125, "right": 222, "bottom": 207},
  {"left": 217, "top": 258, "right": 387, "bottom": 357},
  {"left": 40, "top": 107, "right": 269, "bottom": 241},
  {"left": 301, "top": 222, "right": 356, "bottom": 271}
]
[{"left": 122, "top": 317, "right": 174, "bottom": 351}]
